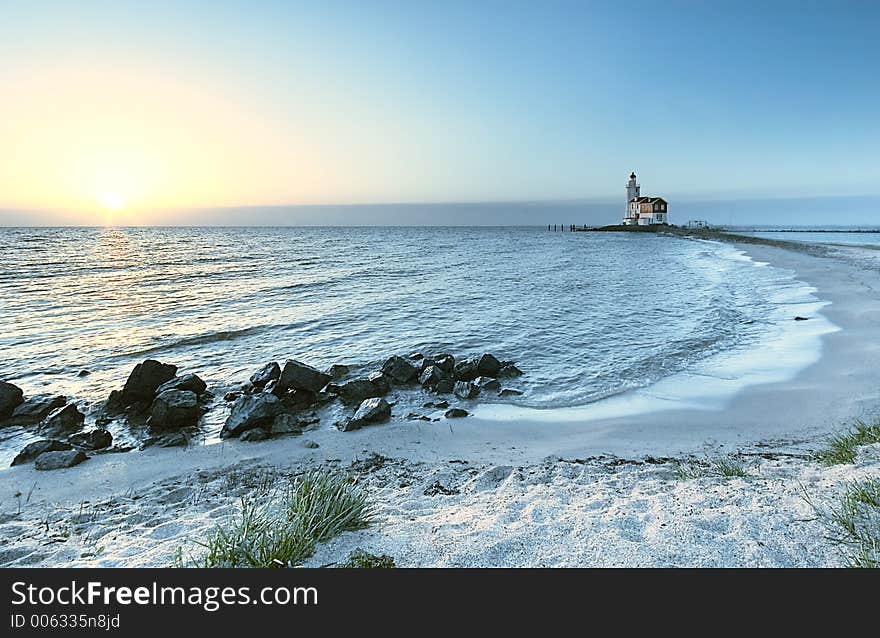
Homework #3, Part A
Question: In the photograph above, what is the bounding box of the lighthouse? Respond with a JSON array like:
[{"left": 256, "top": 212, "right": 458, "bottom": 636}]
[{"left": 622, "top": 171, "right": 669, "bottom": 225}]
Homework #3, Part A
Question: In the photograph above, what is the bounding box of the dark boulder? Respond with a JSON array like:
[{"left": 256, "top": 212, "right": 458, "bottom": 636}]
[
  {"left": 279, "top": 388, "right": 319, "bottom": 411},
  {"left": 435, "top": 379, "right": 455, "bottom": 394},
  {"left": 249, "top": 362, "right": 281, "bottom": 390},
  {"left": 423, "top": 399, "right": 449, "bottom": 410},
  {"left": 332, "top": 378, "right": 384, "bottom": 405},
  {"left": 433, "top": 354, "right": 455, "bottom": 373},
  {"left": 156, "top": 373, "right": 207, "bottom": 396},
  {"left": 0, "top": 381, "right": 24, "bottom": 421},
  {"left": 239, "top": 428, "right": 269, "bottom": 442},
  {"left": 36, "top": 403, "right": 84, "bottom": 437},
  {"left": 223, "top": 391, "right": 242, "bottom": 402},
  {"left": 381, "top": 356, "right": 419, "bottom": 384},
  {"left": 35, "top": 449, "right": 88, "bottom": 470},
  {"left": 269, "top": 413, "right": 307, "bottom": 436},
  {"left": 445, "top": 408, "right": 469, "bottom": 418},
  {"left": 119, "top": 359, "right": 178, "bottom": 406},
  {"left": 148, "top": 390, "right": 200, "bottom": 431},
  {"left": 221, "top": 393, "right": 281, "bottom": 438},
  {"left": 453, "top": 381, "right": 480, "bottom": 400},
  {"left": 326, "top": 364, "right": 350, "bottom": 380},
  {"left": 475, "top": 354, "right": 502, "bottom": 377},
  {"left": 339, "top": 397, "right": 391, "bottom": 432},
  {"left": 474, "top": 376, "right": 502, "bottom": 393},
  {"left": 68, "top": 428, "right": 113, "bottom": 450},
  {"left": 419, "top": 365, "right": 449, "bottom": 391},
  {"left": 142, "top": 432, "right": 188, "bottom": 448},
  {"left": 11, "top": 439, "right": 73, "bottom": 466},
  {"left": 367, "top": 371, "right": 391, "bottom": 395},
  {"left": 277, "top": 359, "right": 332, "bottom": 393},
  {"left": 8, "top": 395, "right": 68, "bottom": 427},
  {"left": 453, "top": 359, "right": 479, "bottom": 382},
  {"left": 498, "top": 364, "right": 524, "bottom": 378},
  {"left": 499, "top": 388, "right": 523, "bottom": 397}
]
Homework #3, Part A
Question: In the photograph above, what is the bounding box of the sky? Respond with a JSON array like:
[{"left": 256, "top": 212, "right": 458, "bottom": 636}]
[{"left": 0, "top": 0, "right": 878, "bottom": 225}]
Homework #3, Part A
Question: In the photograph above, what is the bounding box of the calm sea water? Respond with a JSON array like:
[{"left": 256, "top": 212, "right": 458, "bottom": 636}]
[{"left": 0, "top": 226, "right": 835, "bottom": 462}]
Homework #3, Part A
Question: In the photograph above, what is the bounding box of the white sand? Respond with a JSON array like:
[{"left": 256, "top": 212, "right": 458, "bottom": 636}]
[{"left": 1, "top": 240, "right": 879, "bottom": 567}]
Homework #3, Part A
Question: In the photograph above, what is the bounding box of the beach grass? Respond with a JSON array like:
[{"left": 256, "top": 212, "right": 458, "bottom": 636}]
[
  {"left": 190, "top": 469, "right": 374, "bottom": 568},
  {"left": 815, "top": 420, "right": 880, "bottom": 466},
  {"left": 806, "top": 477, "right": 880, "bottom": 568},
  {"left": 340, "top": 549, "right": 396, "bottom": 568},
  {"left": 674, "top": 456, "right": 751, "bottom": 480}
]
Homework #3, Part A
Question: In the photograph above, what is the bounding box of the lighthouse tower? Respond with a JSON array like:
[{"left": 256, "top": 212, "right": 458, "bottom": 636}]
[
  {"left": 623, "top": 171, "right": 640, "bottom": 224},
  {"left": 626, "top": 172, "right": 640, "bottom": 212}
]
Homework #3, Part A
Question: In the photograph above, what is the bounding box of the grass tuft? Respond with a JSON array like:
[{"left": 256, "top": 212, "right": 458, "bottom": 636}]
[
  {"left": 340, "top": 549, "right": 395, "bottom": 568},
  {"left": 804, "top": 477, "right": 880, "bottom": 568},
  {"left": 815, "top": 420, "right": 880, "bottom": 466},
  {"left": 189, "top": 469, "right": 374, "bottom": 568},
  {"left": 674, "top": 456, "right": 751, "bottom": 480}
]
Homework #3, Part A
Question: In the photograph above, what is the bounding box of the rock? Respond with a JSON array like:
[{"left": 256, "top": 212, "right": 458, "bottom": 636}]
[
  {"left": 381, "top": 356, "right": 419, "bottom": 384},
  {"left": 794, "top": 316, "right": 810, "bottom": 321},
  {"left": 453, "top": 381, "right": 480, "bottom": 400},
  {"left": 499, "top": 388, "right": 523, "bottom": 397},
  {"left": 433, "top": 354, "right": 455, "bottom": 373},
  {"left": 474, "top": 376, "right": 502, "bottom": 392},
  {"left": 279, "top": 388, "right": 318, "bottom": 410},
  {"left": 142, "top": 432, "right": 188, "bottom": 448},
  {"left": 239, "top": 428, "right": 269, "bottom": 442},
  {"left": 444, "top": 408, "right": 469, "bottom": 418},
  {"left": 277, "top": 359, "right": 332, "bottom": 393},
  {"left": 340, "top": 397, "right": 391, "bottom": 431},
  {"left": 156, "top": 373, "right": 207, "bottom": 396},
  {"left": 37, "top": 403, "right": 84, "bottom": 437},
  {"left": 419, "top": 365, "right": 449, "bottom": 391},
  {"left": 475, "top": 353, "right": 502, "bottom": 377},
  {"left": 302, "top": 439, "right": 320, "bottom": 449},
  {"left": 223, "top": 391, "right": 242, "bottom": 402},
  {"left": 367, "top": 371, "right": 391, "bottom": 395},
  {"left": 68, "top": 429, "right": 113, "bottom": 450},
  {"left": 408, "top": 352, "right": 425, "bottom": 361},
  {"left": 453, "top": 359, "right": 479, "bottom": 382},
  {"left": 333, "top": 378, "right": 384, "bottom": 405},
  {"left": 498, "top": 364, "right": 524, "bottom": 378},
  {"left": 422, "top": 399, "right": 449, "bottom": 409},
  {"left": 11, "top": 439, "right": 73, "bottom": 466},
  {"left": 77, "top": 370, "right": 91, "bottom": 377},
  {"left": 326, "top": 364, "right": 350, "bottom": 380},
  {"left": 221, "top": 393, "right": 281, "bottom": 438},
  {"left": 8, "top": 395, "right": 67, "bottom": 427},
  {"left": 34, "top": 449, "right": 88, "bottom": 470},
  {"left": 269, "top": 413, "right": 306, "bottom": 436},
  {"left": 148, "top": 390, "right": 200, "bottom": 431},
  {"left": 0, "top": 381, "right": 25, "bottom": 421},
  {"left": 435, "top": 379, "right": 455, "bottom": 394},
  {"left": 118, "top": 359, "right": 178, "bottom": 406},
  {"left": 249, "top": 362, "right": 281, "bottom": 390}
]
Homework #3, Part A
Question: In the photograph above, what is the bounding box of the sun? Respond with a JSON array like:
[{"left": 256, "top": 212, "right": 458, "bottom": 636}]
[{"left": 100, "top": 192, "right": 125, "bottom": 211}]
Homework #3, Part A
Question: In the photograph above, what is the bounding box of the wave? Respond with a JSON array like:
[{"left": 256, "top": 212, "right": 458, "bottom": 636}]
[{"left": 119, "top": 324, "right": 285, "bottom": 357}]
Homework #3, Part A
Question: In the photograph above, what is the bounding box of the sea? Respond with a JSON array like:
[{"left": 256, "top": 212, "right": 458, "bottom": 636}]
[{"left": 0, "top": 225, "right": 860, "bottom": 465}]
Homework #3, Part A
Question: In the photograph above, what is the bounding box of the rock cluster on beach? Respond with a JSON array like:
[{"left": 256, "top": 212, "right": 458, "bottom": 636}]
[{"left": 3, "top": 349, "right": 525, "bottom": 468}]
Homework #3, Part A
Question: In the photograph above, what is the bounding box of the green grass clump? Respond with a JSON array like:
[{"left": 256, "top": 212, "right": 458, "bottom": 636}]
[
  {"left": 340, "top": 549, "right": 395, "bottom": 568},
  {"left": 805, "top": 477, "right": 880, "bottom": 568},
  {"left": 815, "top": 420, "right": 880, "bottom": 466},
  {"left": 674, "top": 456, "right": 751, "bottom": 480},
  {"left": 192, "top": 469, "right": 374, "bottom": 568}
]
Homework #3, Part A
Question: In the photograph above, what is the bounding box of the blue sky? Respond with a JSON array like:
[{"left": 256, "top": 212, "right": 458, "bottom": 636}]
[{"left": 0, "top": 0, "right": 877, "bottom": 223}]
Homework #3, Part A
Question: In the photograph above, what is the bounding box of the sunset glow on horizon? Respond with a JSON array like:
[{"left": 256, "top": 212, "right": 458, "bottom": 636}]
[{"left": 1, "top": 1, "right": 877, "bottom": 226}]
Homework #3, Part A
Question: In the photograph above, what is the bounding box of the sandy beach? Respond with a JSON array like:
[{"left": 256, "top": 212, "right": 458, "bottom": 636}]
[{"left": 2, "top": 238, "right": 879, "bottom": 568}]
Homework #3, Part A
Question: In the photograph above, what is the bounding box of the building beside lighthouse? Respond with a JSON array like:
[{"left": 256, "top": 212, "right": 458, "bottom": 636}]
[{"left": 622, "top": 172, "right": 668, "bottom": 226}]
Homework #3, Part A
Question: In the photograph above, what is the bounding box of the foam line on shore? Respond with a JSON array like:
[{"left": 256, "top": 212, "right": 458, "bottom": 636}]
[{"left": 475, "top": 242, "right": 840, "bottom": 424}]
